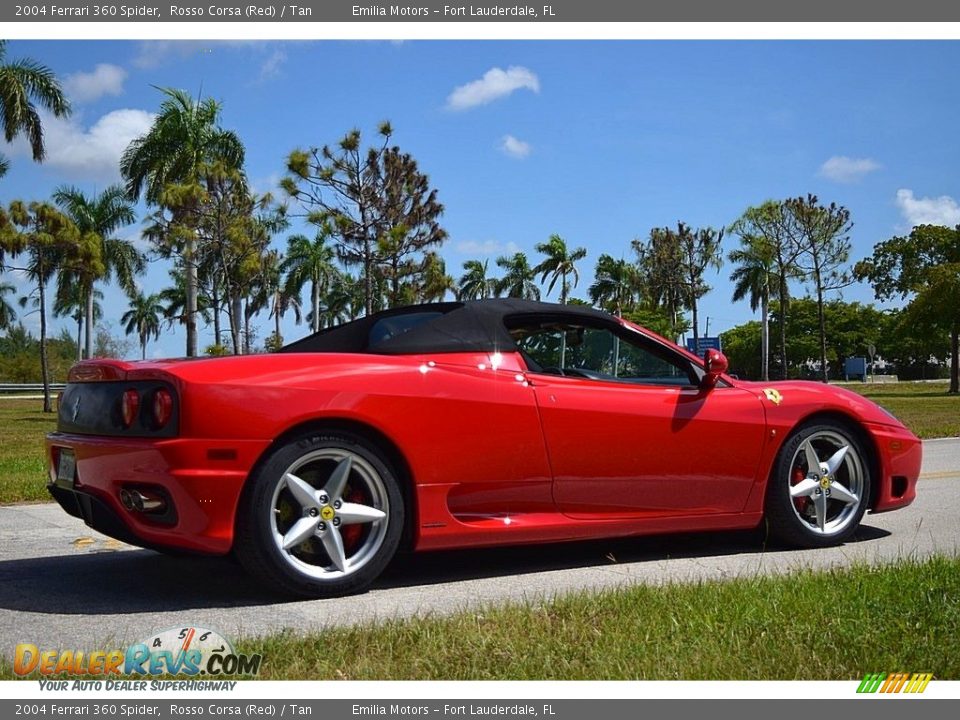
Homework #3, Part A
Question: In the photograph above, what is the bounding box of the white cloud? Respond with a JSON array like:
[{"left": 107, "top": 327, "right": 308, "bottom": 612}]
[
  {"left": 251, "top": 172, "right": 284, "bottom": 198},
  {"left": 9, "top": 109, "right": 156, "bottom": 182},
  {"left": 818, "top": 156, "right": 881, "bottom": 183},
  {"left": 500, "top": 135, "right": 531, "bottom": 159},
  {"left": 133, "top": 40, "right": 274, "bottom": 69},
  {"left": 258, "top": 50, "right": 287, "bottom": 82},
  {"left": 133, "top": 41, "right": 212, "bottom": 68},
  {"left": 895, "top": 189, "right": 960, "bottom": 227},
  {"left": 454, "top": 239, "right": 520, "bottom": 257},
  {"left": 446, "top": 66, "right": 540, "bottom": 111},
  {"left": 64, "top": 64, "right": 127, "bottom": 103}
]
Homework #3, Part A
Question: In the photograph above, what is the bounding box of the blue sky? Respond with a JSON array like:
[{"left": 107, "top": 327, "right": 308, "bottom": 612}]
[{"left": 2, "top": 40, "right": 959, "bottom": 357}]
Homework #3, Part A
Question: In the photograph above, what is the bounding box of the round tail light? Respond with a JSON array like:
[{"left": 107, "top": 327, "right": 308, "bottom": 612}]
[
  {"left": 121, "top": 389, "right": 140, "bottom": 428},
  {"left": 152, "top": 388, "right": 173, "bottom": 429}
]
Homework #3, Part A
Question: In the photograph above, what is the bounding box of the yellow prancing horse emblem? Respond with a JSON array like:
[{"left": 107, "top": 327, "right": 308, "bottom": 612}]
[
  {"left": 762, "top": 388, "right": 783, "bottom": 406},
  {"left": 320, "top": 506, "right": 335, "bottom": 521},
  {"left": 820, "top": 475, "right": 832, "bottom": 490}
]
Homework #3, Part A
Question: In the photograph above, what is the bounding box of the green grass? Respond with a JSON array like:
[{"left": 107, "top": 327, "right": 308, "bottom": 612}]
[
  {"left": 0, "top": 399, "right": 57, "bottom": 504},
  {"left": 3, "top": 555, "right": 957, "bottom": 681},
  {"left": 239, "top": 556, "right": 960, "bottom": 680},
  {"left": 839, "top": 381, "right": 960, "bottom": 439}
]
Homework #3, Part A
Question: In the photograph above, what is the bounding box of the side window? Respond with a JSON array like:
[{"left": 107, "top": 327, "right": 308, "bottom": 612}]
[{"left": 513, "top": 322, "right": 696, "bottom": 386}]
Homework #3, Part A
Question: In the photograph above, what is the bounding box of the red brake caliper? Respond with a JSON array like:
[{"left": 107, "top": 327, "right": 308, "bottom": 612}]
[
  {"left": 791, "top": 467, "right": 808, "bottom": 512},
  {"left": 340, "top": 487, "right": 366, "bottom": 552}
]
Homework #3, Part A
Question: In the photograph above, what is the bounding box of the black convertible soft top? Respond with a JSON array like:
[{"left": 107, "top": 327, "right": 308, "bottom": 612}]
[{"left": 279, "top": 298, "right": 615, "bottom": 355}]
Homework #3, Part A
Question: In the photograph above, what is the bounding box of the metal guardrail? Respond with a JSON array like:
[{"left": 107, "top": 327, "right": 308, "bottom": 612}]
[{"left": 0, "top": 383, "right": 67, "bottom": 393}]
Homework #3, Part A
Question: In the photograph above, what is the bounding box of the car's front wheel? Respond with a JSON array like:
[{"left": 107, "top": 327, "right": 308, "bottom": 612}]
[
  {"left": 765, "top": 421, "right": 871, "bottom": 548},
  {"left": 235, "top": 431, "right": 404, "bottom": 597}
]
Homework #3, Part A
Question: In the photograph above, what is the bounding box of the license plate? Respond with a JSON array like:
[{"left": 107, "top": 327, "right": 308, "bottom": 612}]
[{"left": 56, "top": 449, "right": 76, "bottom": 488}]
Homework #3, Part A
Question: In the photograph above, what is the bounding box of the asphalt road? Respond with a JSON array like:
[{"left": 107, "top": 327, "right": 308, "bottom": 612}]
[{"left": 1, "top": 438, "right": 958, "bottom": 651}]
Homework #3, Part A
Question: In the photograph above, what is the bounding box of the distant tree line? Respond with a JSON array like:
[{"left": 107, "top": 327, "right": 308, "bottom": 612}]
[{"left": 1, "top": 41, "right": 958, "bottom": 412}]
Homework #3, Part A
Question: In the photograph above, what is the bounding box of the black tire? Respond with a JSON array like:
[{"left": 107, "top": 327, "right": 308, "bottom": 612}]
[
  {"left": 234, "top": 431, "right": 404, "bottom": 597},
  {"left": 764, "top": 420, "right": 871, "bottom": 548}
]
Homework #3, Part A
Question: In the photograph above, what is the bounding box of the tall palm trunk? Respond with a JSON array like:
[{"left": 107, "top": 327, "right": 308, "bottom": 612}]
[
  {"left": 815, "top": 278, "right": 829, "bottom": 383},
  {"left": 75, "top": 313, "right": 82, "bottom": 362},
  {"left": 243, "top": 298, "right": 251, "bottom": 355},
  {"left": 230, "top": 293, "right": 242, "bottom": 354},
  {"left": 363, "top": 240, "right": 373, "bottom": 316},
  {"left": 84, "top": 283, "right": 94, "bottom": 359},
  {"left": 311, "top": 278, "right": 320, "bottom": 333},
  {"left": 274, "top": 291, "right": 282, "bottom": 343},
  {"left": 778, "top": 273, "right": 789, "bottom": 380},
  {"left": 950, "top": 322, "right": 959, "bottom": 394},
  {"left": 186, "top": 234, "right": 198, "bottom": 357},
  {"left": 760, "top": 292, "right": 770, "bottom": 382},
  {"left": 691, "top": 300, "right": 700, "bottom": 355},
  {"left": 38, "top": 252, "right": 51, "bottom": 413},
  {"left": 211, "top": 280, "right": 222, "bottom": 347}
]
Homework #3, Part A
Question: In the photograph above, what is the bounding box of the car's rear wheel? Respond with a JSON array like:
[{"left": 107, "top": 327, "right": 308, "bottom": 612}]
[
  {"left": 765, "top": 421, "right": 871, "bottom": 548},
  {"left": 234, "top": 431, "right": 404, "bottom": 597}
]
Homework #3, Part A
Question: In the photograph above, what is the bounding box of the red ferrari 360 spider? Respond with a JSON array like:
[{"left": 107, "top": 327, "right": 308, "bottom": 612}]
[{"left": 46, "top": 299, "right": 921, "bottom": 596}]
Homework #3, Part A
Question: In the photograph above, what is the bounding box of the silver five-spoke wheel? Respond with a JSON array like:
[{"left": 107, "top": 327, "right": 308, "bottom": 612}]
[
  {"left": 235, "top": 432, "right": 404, "bottom": 597},
  {"left": 766, "top": 421, "right": 871, "bottom": 548},
  {"left": 271, "top": 449, "right": 389, "bottom": 579},
  {"left": 788, "top": 430, "right": 865, "bottom": 535}
]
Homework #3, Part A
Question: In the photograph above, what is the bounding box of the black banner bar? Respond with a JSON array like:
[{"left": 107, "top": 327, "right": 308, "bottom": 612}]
[
  {"left": 1, "top": 699, "right": 959, "bottom": 719},
  {"left": 4, "top": 0, "right": 960, "bottom": 23}
]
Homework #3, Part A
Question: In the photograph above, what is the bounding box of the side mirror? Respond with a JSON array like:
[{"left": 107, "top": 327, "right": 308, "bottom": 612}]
[{"left": 701, "top": 348, "right": 728, "bottom": 389}]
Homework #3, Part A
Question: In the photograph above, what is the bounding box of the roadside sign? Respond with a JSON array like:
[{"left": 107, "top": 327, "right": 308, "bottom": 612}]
[{"left": 685, "top": 336, "right": 722, "bottom": 354}]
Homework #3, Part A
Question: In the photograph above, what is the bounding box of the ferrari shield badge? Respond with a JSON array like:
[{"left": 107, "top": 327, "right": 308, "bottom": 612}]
[{"left": 762, "top": 388, "right": 783, "bottom": 406}]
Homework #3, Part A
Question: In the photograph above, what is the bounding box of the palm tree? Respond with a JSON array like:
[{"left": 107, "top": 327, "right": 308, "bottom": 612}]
[
  {"left": 260, "top": 250, "right": 301, "bottom": 348},
  {"left": 53, "top": 185, "right": 140, "bottom": 359},
  {"left": 158, "top": 268, "right": 212, "bottom": 334},
  {"left": 634, "top": 229, "right": 688, "bottom": 340},
  {"left": 0, "top": 41, "right": 71, "bottom": 179},
  {"left": 120, "top": 87, "right": 244, "bottom": 357},
  {"left": 533, "top": 234, "right": 587, "bottom": 304},
  {"left": 316, "top": 274, "right": 359, "bottom": 329},
  {"left": 457, "top": 259, "right": 496, "bottom": 301},
  {"left": 418, "top": 252, "right": 454, "bottom": 302},
  {"left": 122, "top": 292, "right": 164, "bottom": 360},
  {"left": 53, "top": 281, "right": 103, "bottom": 361},
  {"left": 495, "top": 252, "right": 540, "bottom": 300},
  {"left": 281, "top": 231, "right": 338, "bottom": 333},
  {"left": 0, "top": 280, "right": 17, "bottom": 330},
  {"left": 2, "top": 201, "right": 88, "bottom": 411},
  {"left": 269, "top": 284, "right": 302, "bottom": 347},
  {"left": 589, "top": 254, "right": 640, "bottom": 318},
  {"left": 729, "top": 235, "right": 780, "bottom": 381}
]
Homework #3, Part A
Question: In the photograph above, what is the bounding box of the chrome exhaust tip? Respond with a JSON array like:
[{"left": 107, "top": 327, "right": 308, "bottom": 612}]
[
  {"left": 121, "top": 488, "right": 167, "bottom": 514},
  {"left": 131, "top": 490, "right": 165, "bottom": 513}
]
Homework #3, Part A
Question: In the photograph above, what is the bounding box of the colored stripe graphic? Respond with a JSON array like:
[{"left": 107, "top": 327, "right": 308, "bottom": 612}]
[
  {"left": 857, "top": 673, "right": 886, "bottom": 693},
  {"left": 857, "top": 672, "right": 932, "bottom": 693},
  {"left": 906, "top": 673, "right": 933, "bottom": 693}
]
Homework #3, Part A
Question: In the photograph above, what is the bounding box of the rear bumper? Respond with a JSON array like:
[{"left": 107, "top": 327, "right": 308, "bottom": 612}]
[
  {"left": 866, "top": 422, "right": 923, "bottom": 514},
  {"left": 48, "top": 482, "right": 147, "bottom": 548},
  {"left": 45, "top": 432, "right": 270, "bottom": 554}
]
